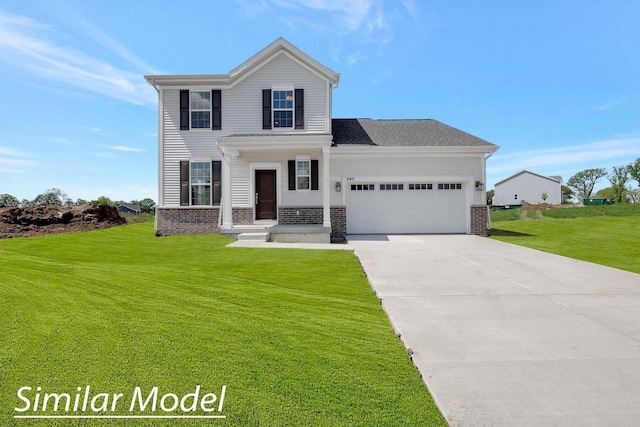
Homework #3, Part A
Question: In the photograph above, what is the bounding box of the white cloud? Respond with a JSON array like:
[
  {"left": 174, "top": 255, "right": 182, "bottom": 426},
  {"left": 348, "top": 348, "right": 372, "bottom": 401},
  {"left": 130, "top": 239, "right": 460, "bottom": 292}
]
[
  {"left": 107, "top": 145, "right": 144, "bottom": 152},
  {"left": 487, "top": 136, "right": 640, "bottom": 187},
  {"left": 0, "top": 10, "right": 157, "bottom": 107},
  {"left": 0, "top": 145, "right": 36, "bottom": 173}
]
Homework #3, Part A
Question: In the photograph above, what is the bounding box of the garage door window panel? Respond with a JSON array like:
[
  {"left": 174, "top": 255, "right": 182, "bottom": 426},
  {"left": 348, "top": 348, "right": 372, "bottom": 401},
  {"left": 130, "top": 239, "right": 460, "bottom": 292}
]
[{"left": 380, "top": 184, "right": 404, "bottom": 190}]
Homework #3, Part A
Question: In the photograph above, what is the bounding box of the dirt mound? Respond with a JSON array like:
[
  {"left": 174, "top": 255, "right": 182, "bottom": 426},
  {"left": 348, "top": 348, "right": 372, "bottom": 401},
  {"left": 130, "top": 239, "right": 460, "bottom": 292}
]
[{"left": 0, "top": 204, "right": 127, "bottom": 238}]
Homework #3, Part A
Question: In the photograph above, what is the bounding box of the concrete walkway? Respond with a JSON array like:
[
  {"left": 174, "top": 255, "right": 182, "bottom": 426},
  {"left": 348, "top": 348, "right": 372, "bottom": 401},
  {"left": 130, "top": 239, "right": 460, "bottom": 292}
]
[
  {"left": 348, "top": 234, "right": 640, "bottom": 426},
  {"left": 227, "top": 240, "right": 353, "bottom": 250}
]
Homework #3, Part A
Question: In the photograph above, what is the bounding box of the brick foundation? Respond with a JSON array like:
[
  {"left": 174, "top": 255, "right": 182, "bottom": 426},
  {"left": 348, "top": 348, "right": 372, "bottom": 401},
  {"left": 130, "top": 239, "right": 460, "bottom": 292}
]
[
  {"left": 470, "top": 205, "right": 488, "bottom": 237},
  {"left": 232, "top": 207, "right": 253, "bottom": 225},
  {"left": 278, "top": 207, "right": 323, "bottom": 225},
  {"left": 277, "top": 206, "right": 347, "bottom": 239},
  {"left": 156, "top": 207, "right": 220, "bottom": 235}
]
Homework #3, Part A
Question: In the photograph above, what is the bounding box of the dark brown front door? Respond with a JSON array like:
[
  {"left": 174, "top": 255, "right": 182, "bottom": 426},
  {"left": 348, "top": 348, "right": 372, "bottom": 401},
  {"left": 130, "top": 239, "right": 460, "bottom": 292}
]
[{"left": 255, "top": 170, "right": 277, "bottom": 220}]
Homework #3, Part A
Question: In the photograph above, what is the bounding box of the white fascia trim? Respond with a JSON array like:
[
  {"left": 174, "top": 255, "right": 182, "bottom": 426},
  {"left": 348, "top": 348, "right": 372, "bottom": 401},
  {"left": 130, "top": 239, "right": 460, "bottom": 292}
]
[
  {"left": 331, "top": 146, "right": 495, "bottom": 158},
  {"left": 218, "top": 135, "right": 332, "bottom": 151},
  {"left": 144, "top": 44, "right": 340, "bottom": 90}
]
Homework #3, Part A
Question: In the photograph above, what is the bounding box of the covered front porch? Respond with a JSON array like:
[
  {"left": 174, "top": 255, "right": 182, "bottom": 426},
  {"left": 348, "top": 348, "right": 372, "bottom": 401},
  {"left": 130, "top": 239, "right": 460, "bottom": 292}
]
[{"left": 216, "top": 134, "right": 333, "bottom": 242}]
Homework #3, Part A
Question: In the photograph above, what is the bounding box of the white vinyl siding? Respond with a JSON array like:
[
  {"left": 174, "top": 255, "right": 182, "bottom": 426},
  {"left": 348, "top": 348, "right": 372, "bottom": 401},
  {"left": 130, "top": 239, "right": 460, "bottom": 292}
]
[
  {"left": 494, "top": 172, "right": 562, "bottom": 205},
  {"left": 224, "top": 53, "right": 328, "bottom": 134},
  {"left": 160, "top": 53, "right": 330, "bottom": 207},
  {"left": 161, "top": 90, "right": 222, "bottom": 206}
]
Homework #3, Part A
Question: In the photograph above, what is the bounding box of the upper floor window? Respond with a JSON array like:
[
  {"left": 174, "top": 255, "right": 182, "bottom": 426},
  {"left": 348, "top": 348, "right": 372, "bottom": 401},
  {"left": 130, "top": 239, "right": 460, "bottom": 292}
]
[
  {"left": 273, "top": 90, "right": 294, "bottom": 128},
  {"left": 191, "top": 91, "right": 211, "bottom": 129}
]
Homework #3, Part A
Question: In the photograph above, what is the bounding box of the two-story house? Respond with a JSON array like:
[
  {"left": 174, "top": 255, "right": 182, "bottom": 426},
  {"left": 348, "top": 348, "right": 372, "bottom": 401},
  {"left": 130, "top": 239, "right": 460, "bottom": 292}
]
[{"left": 145, "top": 37, "right": 498, "bottom": 242}]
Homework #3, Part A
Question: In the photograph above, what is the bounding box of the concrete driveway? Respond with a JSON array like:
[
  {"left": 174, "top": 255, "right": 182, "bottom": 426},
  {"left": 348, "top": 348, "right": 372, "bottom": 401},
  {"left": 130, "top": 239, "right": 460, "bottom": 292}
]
[{"left": 348, "top": 235, "right": 640, "bottom": 426}]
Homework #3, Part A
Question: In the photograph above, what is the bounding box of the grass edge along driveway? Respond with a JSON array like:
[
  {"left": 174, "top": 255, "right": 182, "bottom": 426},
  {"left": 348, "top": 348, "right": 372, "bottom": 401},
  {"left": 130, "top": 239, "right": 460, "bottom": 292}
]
[
  {"left": 490, "top": 208, "right": 640, "bottom": 275},
  {"left": 0, "top": 221, "right": 446, "bottom": 426}
]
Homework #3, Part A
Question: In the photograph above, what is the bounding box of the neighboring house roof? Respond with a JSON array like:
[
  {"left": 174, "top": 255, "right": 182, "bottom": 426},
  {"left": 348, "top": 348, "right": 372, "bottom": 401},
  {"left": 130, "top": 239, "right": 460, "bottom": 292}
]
[
  {"left": 495, "top": 170, "right": 562, "bottom": 187},
  {"left": 332, "top": 118, "right": 498, "bottom": 148},
  {"left": 145, "top": 37, "right": 340, "bottom": 87},
  {"left": 117, "top": 203, "right": 141, "bottom": 213}
]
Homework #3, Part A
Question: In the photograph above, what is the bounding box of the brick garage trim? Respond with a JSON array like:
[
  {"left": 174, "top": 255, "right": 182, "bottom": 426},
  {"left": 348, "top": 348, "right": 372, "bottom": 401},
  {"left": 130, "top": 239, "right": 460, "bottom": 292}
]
[
  {"left": 470, "top": 205, "right": 488, "bottom": 237},
  {"left": 330, "top": 207, "right": 346, "bottom": 238},
  {"left": 156, "top": 207, "right": 219, "bottom": 235}
]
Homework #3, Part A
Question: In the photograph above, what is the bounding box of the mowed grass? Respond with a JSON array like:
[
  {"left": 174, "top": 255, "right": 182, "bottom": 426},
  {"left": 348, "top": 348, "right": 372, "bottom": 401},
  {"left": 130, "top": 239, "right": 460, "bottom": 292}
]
[
  {"left": 0, "top": 221, "right": 445, "bottom": 426},
  {"left": 490, "top": 204, "right": 640, "bottom": 274}
]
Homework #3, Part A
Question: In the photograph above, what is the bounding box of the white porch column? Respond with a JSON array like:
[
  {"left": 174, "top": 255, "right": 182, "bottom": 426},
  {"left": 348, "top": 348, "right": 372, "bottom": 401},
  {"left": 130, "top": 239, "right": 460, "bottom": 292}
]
[
  {"left": 322, "top": 146, "right": 331, "bottom": 228},
  {"left": 222, "top": 150, "right": 233, "bottom": 228}
]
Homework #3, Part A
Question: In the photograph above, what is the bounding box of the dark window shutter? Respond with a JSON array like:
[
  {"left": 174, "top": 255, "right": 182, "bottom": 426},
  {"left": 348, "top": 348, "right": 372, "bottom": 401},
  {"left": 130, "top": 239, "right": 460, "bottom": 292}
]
[
  {"left": 295, "top": 88, "right": 304, "bottom": 129},
  {"left": 311, "top": 159, "right": 319, "bottom": 190},
  {"left": 212, "top": 160, "right": 221, "bottom": 205},
  {"left": 212, "top": 90, "right": 221, "bottom": 130},
  {"left": 288, "top": 160, "right": 296, "bottom": 190},
  {"left": 180, "top": 90, "right": 189, "bottom": 130},
  {"left": 180, "top": 161, "right": 189, "bottom": 205},
  {"left": 262, "top": 89, "right": 272, "bottom": 129}
]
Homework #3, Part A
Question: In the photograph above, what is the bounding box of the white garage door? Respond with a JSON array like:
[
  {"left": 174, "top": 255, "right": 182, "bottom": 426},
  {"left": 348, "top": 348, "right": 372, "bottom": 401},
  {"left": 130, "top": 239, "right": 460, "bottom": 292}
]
[{"left": 346, "top": 182, "right": 468, "bottom": 234}]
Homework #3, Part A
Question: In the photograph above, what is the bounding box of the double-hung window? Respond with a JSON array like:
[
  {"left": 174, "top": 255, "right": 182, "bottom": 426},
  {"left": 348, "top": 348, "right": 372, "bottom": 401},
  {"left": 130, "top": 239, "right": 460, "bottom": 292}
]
[
  {"left": 190, "top": 91, "right": 211, "bottom": 129},
  {"left": 273, "top": 90, "right": 294, "bottom": 128},
  {"left": 190, "top": 162, "right": 211, "bottom": 205},
  {"left": 296, "top": 159, "right": 310, "bottom": 190}
]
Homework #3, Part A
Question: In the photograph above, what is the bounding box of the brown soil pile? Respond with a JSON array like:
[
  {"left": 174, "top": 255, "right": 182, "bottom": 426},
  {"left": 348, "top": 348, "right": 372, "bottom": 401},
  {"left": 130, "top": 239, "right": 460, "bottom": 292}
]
[{"left": 0, "top": 204, "right": 126, "bottom": 238}]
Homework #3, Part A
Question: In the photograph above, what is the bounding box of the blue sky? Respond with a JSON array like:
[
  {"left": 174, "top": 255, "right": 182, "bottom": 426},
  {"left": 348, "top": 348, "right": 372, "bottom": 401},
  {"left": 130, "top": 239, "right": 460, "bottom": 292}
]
[{"left": 1, "top": 0, "right": 638, "bottom": 202}]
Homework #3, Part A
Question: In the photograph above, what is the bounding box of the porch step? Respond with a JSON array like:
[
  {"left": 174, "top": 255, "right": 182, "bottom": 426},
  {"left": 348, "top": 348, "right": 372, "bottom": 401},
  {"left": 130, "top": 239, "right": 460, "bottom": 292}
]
[{"left": 237, "top": 232, "right": 270, "bottom": 242}]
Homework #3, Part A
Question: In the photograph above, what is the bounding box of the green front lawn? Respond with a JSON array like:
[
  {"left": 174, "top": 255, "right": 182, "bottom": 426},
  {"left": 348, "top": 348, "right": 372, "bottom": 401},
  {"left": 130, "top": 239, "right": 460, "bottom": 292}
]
[
  {"left": 490, "top": 206, "right": 640, "bottom": 274},
  {"left": 0, "top": 222, "right": 445, "bottom": 426}
]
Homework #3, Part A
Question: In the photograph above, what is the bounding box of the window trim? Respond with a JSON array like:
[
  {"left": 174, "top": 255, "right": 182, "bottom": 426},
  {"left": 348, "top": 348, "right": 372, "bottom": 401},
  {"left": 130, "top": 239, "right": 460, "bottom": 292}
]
[
  {"left": 190, "top": 91, "right": 212, "bottom": 130},
  {"left": 189, "top": 160, "right": 212, "bottom": 206},
  {"left": 295, "top": 155, "right": 311, "bottom": 191},
  {"left": 272, "top": 88, "right": 294, "bottom": 129}
]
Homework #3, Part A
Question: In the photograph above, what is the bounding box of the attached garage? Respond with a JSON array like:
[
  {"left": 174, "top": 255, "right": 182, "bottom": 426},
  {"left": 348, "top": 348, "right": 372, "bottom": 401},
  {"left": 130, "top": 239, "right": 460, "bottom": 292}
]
[{"left": 346, "top": 180, "right": 469, "bottom": 234}]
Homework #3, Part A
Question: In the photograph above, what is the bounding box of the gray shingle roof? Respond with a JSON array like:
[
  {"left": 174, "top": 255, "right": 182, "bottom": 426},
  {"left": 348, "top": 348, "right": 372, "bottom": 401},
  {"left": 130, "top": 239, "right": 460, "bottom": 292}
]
[{"left": 332, "top": 118, "right": 497, "bottom": 148}]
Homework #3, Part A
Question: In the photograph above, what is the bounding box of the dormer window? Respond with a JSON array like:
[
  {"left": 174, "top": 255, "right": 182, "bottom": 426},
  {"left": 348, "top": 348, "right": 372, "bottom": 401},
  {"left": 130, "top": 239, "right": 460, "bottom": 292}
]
[{"left": 273, "top": 90, "right": 294, "bottom": 128}]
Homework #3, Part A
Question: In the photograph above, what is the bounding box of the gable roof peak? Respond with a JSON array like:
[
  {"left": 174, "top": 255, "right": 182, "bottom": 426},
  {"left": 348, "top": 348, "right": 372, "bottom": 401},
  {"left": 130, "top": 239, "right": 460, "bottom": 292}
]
[{"left": 229, "top": 37, "right": 340, "bottom": 83}]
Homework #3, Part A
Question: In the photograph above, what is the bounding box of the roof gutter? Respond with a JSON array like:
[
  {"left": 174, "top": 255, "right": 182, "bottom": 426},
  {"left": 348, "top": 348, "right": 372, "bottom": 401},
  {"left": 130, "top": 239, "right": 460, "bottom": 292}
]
[{"left": 146, "top": 77, "right": 159, "bottom": 93}]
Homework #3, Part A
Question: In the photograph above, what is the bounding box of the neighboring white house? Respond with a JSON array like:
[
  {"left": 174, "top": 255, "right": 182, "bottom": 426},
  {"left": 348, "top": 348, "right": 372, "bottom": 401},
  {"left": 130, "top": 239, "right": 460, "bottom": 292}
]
[
  {"left": 494, "top": 170, "right": 562, "bottom": 205},
  {"left": 145, "top": 38, "right": 499, "bottom": 241}
]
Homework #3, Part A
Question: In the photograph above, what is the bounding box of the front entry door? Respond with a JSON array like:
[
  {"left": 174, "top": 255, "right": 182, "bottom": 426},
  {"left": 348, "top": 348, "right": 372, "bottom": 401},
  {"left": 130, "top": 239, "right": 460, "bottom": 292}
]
[{"left": 255, "top": 170, "right": 277, "bottom": 220}]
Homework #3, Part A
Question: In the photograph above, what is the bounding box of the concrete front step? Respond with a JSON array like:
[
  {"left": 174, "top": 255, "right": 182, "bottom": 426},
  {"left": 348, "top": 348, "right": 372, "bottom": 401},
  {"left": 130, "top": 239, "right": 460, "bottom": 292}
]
[{"left": 237, "top": 232, "right": 270, "bottom": 242}]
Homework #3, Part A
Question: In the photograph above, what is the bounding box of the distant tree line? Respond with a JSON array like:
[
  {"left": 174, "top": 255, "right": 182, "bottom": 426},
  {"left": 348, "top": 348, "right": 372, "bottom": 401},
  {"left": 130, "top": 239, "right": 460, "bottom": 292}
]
[
  {"left": 0, "top": 188, "right": 156, "bottom": 213},
  {"left": 566, "top": 157, "right": 640, "bottom": 203}
]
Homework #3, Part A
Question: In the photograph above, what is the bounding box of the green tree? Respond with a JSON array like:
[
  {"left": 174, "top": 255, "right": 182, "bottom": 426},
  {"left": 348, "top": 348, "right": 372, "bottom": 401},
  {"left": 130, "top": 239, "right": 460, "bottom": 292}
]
[
  {"left": 0, "top": 193, "right": 20, "bottom": 207},
  {"left": 627, "top": 187, "right": 640, "bottom": 203},
  {"left": 32, "top": 188, "right": 71, "bottom": 206},
  {"left": 76, "top": 198, "right": 88, "bottom": 205},
  {"left": 486, "top": 189, "right": 495, "bottom": 205},
  {"left": 608, "top": 166, "right": 630, "bottom": 203},
  {"left": 137, "top": 198, "right": 156, "bottom": 214},
  {"left": 566, "top": 168, "right": 607, "bottom": 201},
  {"left": 561, "top": 185, "right": 574, "bottom": 204},
  {"left": 595, "top": 187, "right": 616, "bottom": 199},
  {"left": 91, "top": 196, "right": 114, "bottom": 206},
  {"left": 628, "top": 157, "right": 640, "bottom": 186}
]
